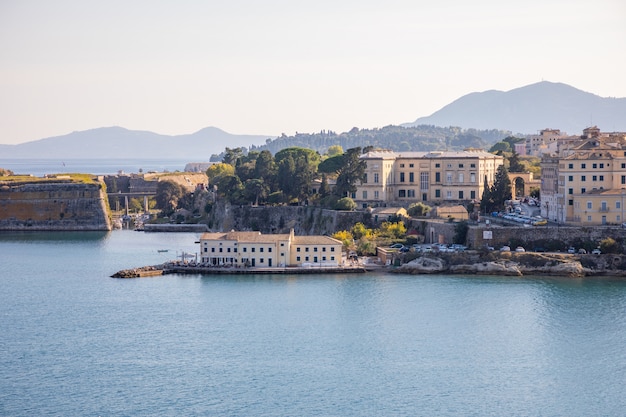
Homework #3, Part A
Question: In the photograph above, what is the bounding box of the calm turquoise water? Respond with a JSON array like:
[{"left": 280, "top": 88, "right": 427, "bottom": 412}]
[{"left": 1, "top": 230, "right": 626, "bottom": 416}]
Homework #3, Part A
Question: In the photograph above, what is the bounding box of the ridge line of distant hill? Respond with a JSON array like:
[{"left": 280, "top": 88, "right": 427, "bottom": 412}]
[{"left": 1, "top": 81, "right": 624, "bottom": 160}]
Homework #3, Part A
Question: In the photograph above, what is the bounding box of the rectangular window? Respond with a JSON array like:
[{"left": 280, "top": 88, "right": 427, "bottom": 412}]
[
  {"left": 582, "top": 163, "right": 586, "bottom": 169},
  {"left": 420, "top": 172, "right": 429, "bottom": 190},
  {"left": 568, "top": 163, "right": 573, "bottom": 169},
  {"left": 400, "top": 163, "right": 405, "bottom": 168},
  {"left": 297, "top": 256, "right": 301, "bottom": 262},
  {"left": 458, "top": 173, "right": 464, "bottom": 183},
  {"left": 322, "top": 256, "right": 326, "bottom": 261},
  {"left": 617, "top": 201, "right": 621, "bottom": 209},
  {"left": 305, "top": 256, "right": 309, "bottom": 262},
  {"left": 407, "top": 190, "right": 415, "bottom": 198},
  {"left": 409, "top": 172, "right": 414, "bottom": 182},
  {"left": 569, "top": 200, "right": 573, "bottom": 206},
  {"left": 399, "top": 190, "right": 406, "bottom": 197},
  {"left": 331, "top": 256, "right": 335, "bottom": 261},
  {"left": 470, "top": 173, "right": 476, "bottom": 183},
  {"left": 362, "top": 191, "right": 367, "bottom": 199},
  {"left": 592, "top": 175, "right": 597, "bottom": 181},
  {"left": 435, "top": 189, "right": 441, "bottom": 198},
  {"left": 268, "top": 247, "right": 272, "bottom": 252},
  {"left": 374, "top": 191, "right": 379, "bottom": 199},
  {"left": 446, "top": 172, "right": 453, "bottom": 183},
  {"left": 593, "top": 163, "right": 597, "bottom": 169},
  {"left": 568, "top": 175, "right": 573, "bottom": 181},
  {"left": 259, "top": 258, "right": 264, "bottom": 263},
  {"left": 219, "top": 248, "right": 223, "bottom": 253},
  {"left": 587, "top": 202, "right": 592, "bottom": 209},
  {"left": 470, "top": 163, "right": 476, "bottom": 168},
  {"left": 400, "top": 172, "right": 405, "bottom": 182},
  {"left": 458, "top": 191, "right": 464, "bottom": 199},
  {"left": 435, "top": 172, "right": 441, "bottom": 182},
  {"left": 581, "top": 176, "right": 586, "bottom": 182},
  {"left": 446, "top": 191, "right": 452, "bottom": 199},
  {"left": 305, "top": 247, "right": 309, "bottom": 252},
  {"left": 331, "top": 247, "right": 335, "bottom": 252},
  {"left": 588, "top": 216, "right": 592, "bottom": 222},
  {"left": 435, "top": 163, "right": 440, "bottom": 168},
  {"left": 322, "top": 247, "right": 326, "bottom": 252},
  {"left": 581, "top": 188, "right": 586, "bottom": 194},
  {"left": 297, "top": 247, "right": 301, "bottom": 252},
  {"left": 243, "top": 247, "right": 247, "bottom": 252},
  {"left": 459, "top": 163, "right": 464, "bottom": 168},
  {"left": 470, "top": 190, "right": 476, "bottom": 199},
  {"left": 622, "top": 163, "right": 626, "bottom": 169},
  {"left": 599, "top": 175, "right": 604, "bottom": 181},
  {"left": 568, "top": 188, "right": 573, "bottom": 195},
  {"left": 211, "top": 247, "right": 215, "bottom": 253},
  {"left": 363, "top": 173, "right": 367, "bottom": 183},
  {"left": 314, "top": 247, "right": 318, "bottom": 252},
  {"left": 600, "top": 163, "right": 604, "bottom": 168},
  {"left": 409, "top": 163, "right": 414, "bottom": 168},
  {"left": 374, "top": 173, "right": 379, "bottom": 183}
]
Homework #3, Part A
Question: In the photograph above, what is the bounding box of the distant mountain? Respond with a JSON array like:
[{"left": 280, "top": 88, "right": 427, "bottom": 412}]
[
  {"left": 0, "top": 126, "right": 272, "bottom": 159},
  {"left": 405, "top": 81, "right": 626, "bottom": 135}
]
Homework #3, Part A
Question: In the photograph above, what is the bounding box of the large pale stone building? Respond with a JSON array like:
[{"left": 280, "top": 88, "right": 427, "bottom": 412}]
[
  {"left": 199, "top": 230, "right": 343, "bottom": 267},
  {"left": 540, "top": 127, "right": 626, "bottom": 225},
  {"left": 353, "top": 149, "right": 504, "bottom": 207}
]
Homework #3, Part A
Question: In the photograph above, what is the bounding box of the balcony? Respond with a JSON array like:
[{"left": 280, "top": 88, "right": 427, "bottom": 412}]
[{"left": 599, "top": 207, "right": 610, "bottom": 212}]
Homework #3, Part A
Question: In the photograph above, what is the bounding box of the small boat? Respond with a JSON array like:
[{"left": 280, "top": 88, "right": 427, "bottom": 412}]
[{"left": 158, "top": 249, "right": 169, "bottom": 253}]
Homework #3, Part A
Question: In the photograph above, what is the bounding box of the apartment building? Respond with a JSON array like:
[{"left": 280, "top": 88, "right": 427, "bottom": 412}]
[
  {"left": 540, "top": 128, "right": 626, "bottom": 225},
  {"left": 353, "top": 149, "right": 504, "bottom": 207},
  {"left": 199, "top": 229, "right": 343, "bottom": 267}
]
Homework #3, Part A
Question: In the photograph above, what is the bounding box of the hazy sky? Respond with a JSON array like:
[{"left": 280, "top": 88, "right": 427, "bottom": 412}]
[{"left": 1, "top": 0, "right": 624, "bottom": 145}]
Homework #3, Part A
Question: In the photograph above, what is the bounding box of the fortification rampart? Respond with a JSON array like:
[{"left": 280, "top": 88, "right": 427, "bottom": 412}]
[{"left": 0, "top": 181, "right": 111, "bottom": 231}]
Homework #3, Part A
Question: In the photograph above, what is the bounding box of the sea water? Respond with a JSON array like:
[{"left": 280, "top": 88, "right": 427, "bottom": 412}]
[{"left": 1, "top": 230, "right": 626, "bottom": 416}]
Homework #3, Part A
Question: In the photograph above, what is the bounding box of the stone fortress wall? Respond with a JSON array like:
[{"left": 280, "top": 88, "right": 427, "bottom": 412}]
[{"left": 0, "top": 181, "right": 111, "bottom": 231}]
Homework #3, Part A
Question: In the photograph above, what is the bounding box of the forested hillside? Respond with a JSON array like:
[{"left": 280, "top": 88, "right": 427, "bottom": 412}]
[{"left": 249, "top": 125, "right": 510, "bottom": 155}]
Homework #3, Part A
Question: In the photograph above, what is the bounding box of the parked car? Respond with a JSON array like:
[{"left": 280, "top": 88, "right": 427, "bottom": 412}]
[
  {"left": 532, "top": 219, "right": 547, "bottom": 226},
  {"left": 389, "top": 243, "right": 404, "bottom": 249},
  {"left": 578, "top": 248, "right": 587, "bottom": 254},
  {"left": 515, "top": 246, "right": 526, "bottom": 252},
  {"left": 567, "top": 247, "right": 576, "bottom": 254},
  {"left": 592, "top": 248, "right": 601, "bottom": 255},
  {"left": 500, "top": 246, "right": 511, "bottom": 252}
]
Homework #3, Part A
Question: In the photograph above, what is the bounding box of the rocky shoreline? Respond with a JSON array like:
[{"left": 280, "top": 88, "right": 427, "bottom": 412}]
[
  {"left": 112, "top": 252, "right": 626, "bottom": 278},
  {"left": 394, "top": 251, "right": 626, "bottom": 277}
]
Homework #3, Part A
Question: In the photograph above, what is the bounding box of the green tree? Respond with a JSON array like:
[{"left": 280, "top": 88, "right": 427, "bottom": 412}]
[
  {"left": 480, "top": 175, "right": 494, "bottom": 214},
  {"left": 206, "top": 163, "right": 235, "bottom": 184},
  {"left": 222, "top": 147, "right": 246, "bottom": 166},
  {"left": 327, "top": 145, "right": 344, "bottom": 157},
  {"left": 319, "top": 174, "right": 331, "bottom": 197},
  {"left": 508, "top": 150, "right": 525, "bottom": 173},
  {"left": 155, "top": 180, "right": 185, "bottom": 214},
  {"left": 334, "top": 197, "right": 356, "bottom": 211},
  {"left": 407, "top": 202, "right": 431, "bottom": 217},
  {"left": 491, "top": 165, "right": 512, "bottom": 211},
  {"left": 334, "top": 147, "right": 366, "bottom": 197},
  {"left": 244, "top": 178, "right": 268, "bottom": 205},
  {"left": 489, "top": 141, "right": 511, "bottom": 153},
  {"left": 453, "top": 221, "right": 469, "bottom": 244},
  {"left": 599, "top": 237, "right": 620, "bottom": 254},
  {"left": 215, "top": 175, "right": 243, "bottom": 199}
]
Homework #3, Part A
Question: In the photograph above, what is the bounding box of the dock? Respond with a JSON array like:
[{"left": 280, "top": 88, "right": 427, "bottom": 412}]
[{"left": 111, "top": 263, "right": 368, "bottom": 278}]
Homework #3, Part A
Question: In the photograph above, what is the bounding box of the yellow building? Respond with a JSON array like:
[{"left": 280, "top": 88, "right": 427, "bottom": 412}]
[
  {"left": 540, "top": 127, "right": 626, "bottom": 225},
  {"left": 199, "top": 229, "right": 343, "bottom": 267},
  {"left": 354, "top": 149, "right": 503, "bottom": 207}
]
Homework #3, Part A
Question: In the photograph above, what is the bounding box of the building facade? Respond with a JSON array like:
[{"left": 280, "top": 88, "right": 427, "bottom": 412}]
[
  {"left": 199, "top": 230, "right": 343, "bottom": 267},
  {"left": 540, "top": 127, "right": 626, "bottom": 225},
  {"left": 353, "top": 149, "right": 504, "bottom": 207}
]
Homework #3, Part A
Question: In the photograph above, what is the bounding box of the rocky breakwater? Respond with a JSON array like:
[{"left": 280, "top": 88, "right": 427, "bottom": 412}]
[
  {"left": 393, "top": 251, "right": 623, "bottom": 277},
  {"left": 111, "top": 265, "right": 165, "bottom": 278},
  {"left": 0, "top": 176, "right": 111, "bottom": 231}
]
